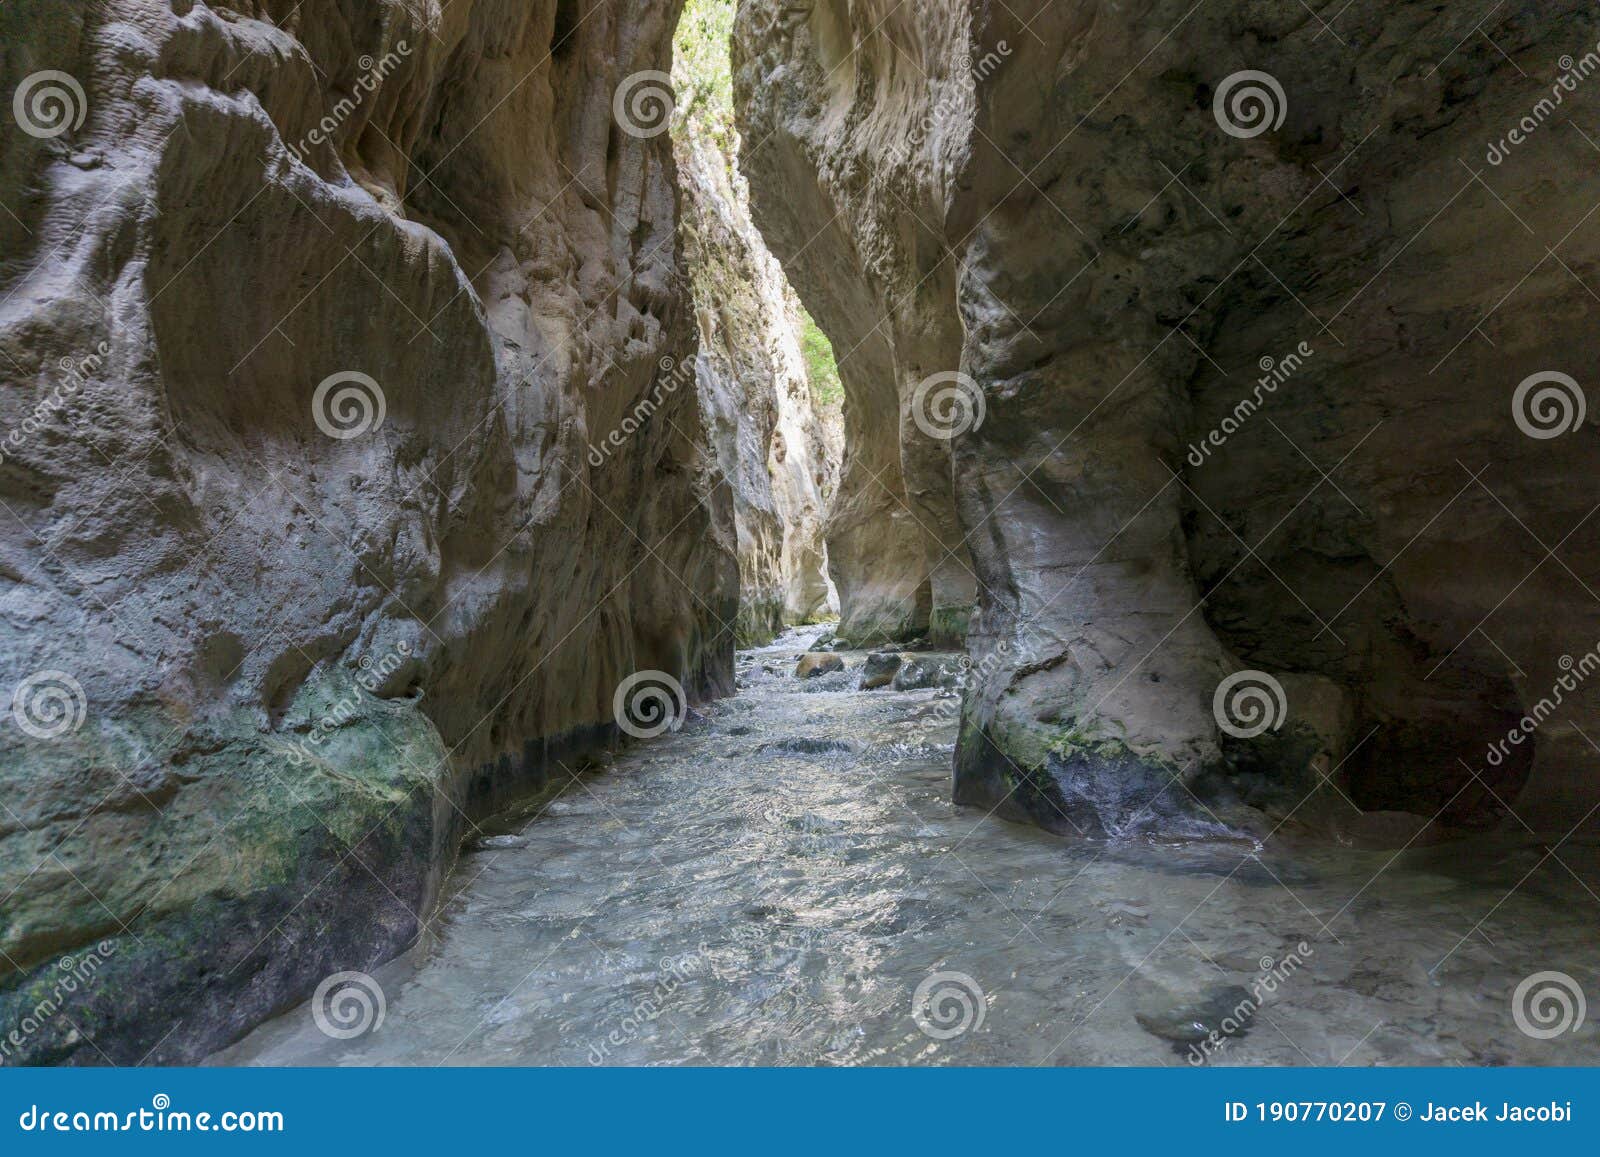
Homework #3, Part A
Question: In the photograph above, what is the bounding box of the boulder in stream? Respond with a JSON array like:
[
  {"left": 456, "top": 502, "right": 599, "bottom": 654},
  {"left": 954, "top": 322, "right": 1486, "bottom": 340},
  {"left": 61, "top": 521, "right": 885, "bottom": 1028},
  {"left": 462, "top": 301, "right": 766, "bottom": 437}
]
[
  {"left": 795, "top": 653, "right": 846, "bottom": 679},
  {"left": 860, "top": 652, "right": 904, "bottom": 690}
]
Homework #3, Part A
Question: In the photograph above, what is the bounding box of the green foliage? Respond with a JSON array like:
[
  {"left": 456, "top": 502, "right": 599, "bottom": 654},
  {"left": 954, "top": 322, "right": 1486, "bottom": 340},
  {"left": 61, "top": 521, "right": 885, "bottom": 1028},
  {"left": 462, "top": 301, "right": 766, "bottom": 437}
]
[
  {"left": 673, "top": 0, "right": 737, "bottom": 146},
  {"left": 670, "top": 1, "right": 846, "bottom": 415},
  {"left": 799, "top": 310, "right": 844, "bottom": 409}
]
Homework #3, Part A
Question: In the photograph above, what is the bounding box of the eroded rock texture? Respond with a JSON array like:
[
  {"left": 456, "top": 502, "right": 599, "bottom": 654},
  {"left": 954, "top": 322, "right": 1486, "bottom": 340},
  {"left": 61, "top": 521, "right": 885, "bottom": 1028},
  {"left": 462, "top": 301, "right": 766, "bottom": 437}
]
[
  {"left": 734, "top": 1, "right": 1600, "bottom": 840},
  {"left": 0, "top": 0, "right": 735, "bottom": 1062},
  {"left": 733, "top": 1, "right": 977, "bottom": 649},
  {"left": 677, "top": 122, "right": 839, "bottom": 644}
]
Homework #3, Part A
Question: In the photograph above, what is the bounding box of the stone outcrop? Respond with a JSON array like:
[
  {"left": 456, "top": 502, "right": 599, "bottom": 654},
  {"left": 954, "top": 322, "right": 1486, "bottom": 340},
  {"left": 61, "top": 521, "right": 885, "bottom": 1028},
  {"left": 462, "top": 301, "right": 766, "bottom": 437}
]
[
  {"left": 676, "top": 120, "right": 839, "bottom": 643},
  {"left": 0, "top": 0, "right": 736, "bottom": 1063},
  {"left": 733, "top": 0, "right": 1600, "bottom": 840}
]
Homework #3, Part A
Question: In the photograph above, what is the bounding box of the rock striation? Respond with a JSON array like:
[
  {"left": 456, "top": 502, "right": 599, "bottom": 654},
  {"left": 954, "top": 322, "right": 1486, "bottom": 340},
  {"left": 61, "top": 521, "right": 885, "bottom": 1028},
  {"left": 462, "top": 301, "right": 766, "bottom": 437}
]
[
  {"left": 734, "top": 0, "right": 1600, "bottom": 840},
  {"left": 676, "top": 119, "right": 839, "bottom": 644},
  {"left": 0, "top": 0, "right": 736, "bottom": 1063}
]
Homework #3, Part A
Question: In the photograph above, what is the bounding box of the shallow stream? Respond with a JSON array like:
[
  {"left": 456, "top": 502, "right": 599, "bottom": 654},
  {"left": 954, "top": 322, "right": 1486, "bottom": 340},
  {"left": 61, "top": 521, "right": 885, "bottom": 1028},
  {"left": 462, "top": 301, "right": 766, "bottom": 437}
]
[{"left": 217, "top": 629, "right": 1600, "bottom": 1066}]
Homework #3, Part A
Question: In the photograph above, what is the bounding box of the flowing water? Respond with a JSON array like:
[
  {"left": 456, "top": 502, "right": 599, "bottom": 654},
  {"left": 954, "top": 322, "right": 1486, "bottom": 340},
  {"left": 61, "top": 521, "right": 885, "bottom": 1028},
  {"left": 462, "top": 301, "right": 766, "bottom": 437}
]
[{"left": 217, "top": 629, "right": 1600, "bottom": 1067}]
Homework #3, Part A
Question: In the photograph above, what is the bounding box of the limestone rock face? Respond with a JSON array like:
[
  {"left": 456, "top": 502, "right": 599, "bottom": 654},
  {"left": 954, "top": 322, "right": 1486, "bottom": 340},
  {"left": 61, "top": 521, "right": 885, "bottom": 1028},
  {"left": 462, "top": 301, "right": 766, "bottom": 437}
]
[
  {"left": 677, "top": 123, "right": 839, "bottom": 643},
  {"left": 733, "top": 0, "right": 1600, "bottom": 839},
  {"left": 0, "top": 0, "right": 735, "bottom": 1062},
  {"left": 732, "top": 0, "right": 976, "bottom": 649}
]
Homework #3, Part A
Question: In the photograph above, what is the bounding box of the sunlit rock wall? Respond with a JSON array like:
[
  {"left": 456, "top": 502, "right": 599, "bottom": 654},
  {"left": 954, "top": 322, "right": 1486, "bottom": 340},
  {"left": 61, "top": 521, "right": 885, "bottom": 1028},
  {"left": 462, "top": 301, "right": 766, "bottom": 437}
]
[{"left": 678, "top": 123, "right": 839, "bottom": 643}]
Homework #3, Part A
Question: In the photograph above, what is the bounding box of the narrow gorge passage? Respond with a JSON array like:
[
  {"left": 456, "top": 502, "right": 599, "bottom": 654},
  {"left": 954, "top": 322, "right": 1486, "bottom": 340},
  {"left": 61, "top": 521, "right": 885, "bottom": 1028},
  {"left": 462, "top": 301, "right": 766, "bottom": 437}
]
[
  {"left": 218, "top": 629, "right": 1600, "bottom": 1067},
  {"left": 8, "top": 0, "right": 1600, "bottom": 1074}
]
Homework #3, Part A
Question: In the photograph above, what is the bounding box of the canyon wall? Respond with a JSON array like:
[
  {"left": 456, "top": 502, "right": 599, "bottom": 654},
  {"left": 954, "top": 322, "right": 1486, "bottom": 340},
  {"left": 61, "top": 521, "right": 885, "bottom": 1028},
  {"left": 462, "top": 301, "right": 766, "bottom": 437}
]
[
  {"left": 733, "top": 1, "right": 976, "bottom": 648},
  {"left": 734, "top": 0, "right": 1600, "bottom": 840},
  {"left": 677, "top": 122, "right": 839, "bottom": 644},
  {"left": 0, "top": 0, "right": 735, "bottom": 1063}
]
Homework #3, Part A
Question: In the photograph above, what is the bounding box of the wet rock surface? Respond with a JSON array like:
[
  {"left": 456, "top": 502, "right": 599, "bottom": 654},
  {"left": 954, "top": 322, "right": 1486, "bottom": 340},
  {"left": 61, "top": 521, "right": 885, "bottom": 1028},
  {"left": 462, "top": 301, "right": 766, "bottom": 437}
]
[
  {"left": 216, "top": 629, "right": 1600, "bottom": 1067},
  {"left": 795, "top": 652, "right": 845, "bottom": 679},
  {"left": 1137, "top": 986, "right": 1255, "bottom": 1048},
  {"left": 891, "top": 656, "right": 968, "bottom": 693},
  {"left": 860, "top": 652, "right": 904, "bottom": 690}
]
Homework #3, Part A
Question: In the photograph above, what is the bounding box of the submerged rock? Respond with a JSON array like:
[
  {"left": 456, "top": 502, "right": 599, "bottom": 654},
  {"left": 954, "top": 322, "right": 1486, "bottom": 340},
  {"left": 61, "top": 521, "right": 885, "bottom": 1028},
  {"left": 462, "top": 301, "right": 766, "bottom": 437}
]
[
  {"left": 1136, "top": 986, "right": 1255, "bottom": 1049},
  {"left": 759, "top": 737, "right": 857, "bottom": 756}
]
